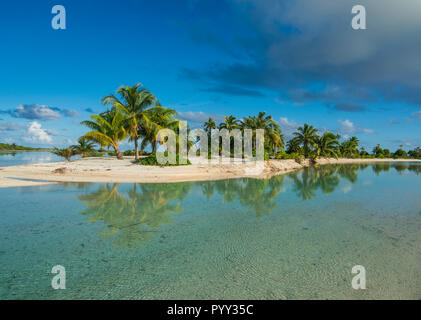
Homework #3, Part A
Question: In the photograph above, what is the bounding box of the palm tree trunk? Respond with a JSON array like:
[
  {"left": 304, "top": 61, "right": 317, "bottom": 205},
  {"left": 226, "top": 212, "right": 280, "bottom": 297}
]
[
  {"left": 134, "top": 138, "right": 139, "bottom": 160},
  {"left": 114, "top": 144, "right": 123, "bottom": 160}
]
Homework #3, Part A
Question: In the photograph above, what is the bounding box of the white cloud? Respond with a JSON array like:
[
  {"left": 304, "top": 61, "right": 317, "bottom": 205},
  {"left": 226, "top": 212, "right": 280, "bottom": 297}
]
[
  {"left": 177, "top": 111, "right": 225, "bottom": 123},
  {"left": 14, "top": 104, "right": 61, "bottom": 120},
  {"left": 279, "top": 117, "right": 299, "bottom": 129},
  {"left": 338, "top": 119, "right": 374, "bottom": 135},
  {"left": 338, "top": 119, "right": 356, "bottom": 133},
  {"left": 23, "top": 121, "right": 53, "bottom": 144},
  {"left": 275, "top": 97, "right": 305, "bottom": 107},
  {"left": 278, "top": 117, "right": 301, "bottom": 137},
  {"left": 0, "top": 121, "right": 22, "bottom": 132},
  {"left": 362, "top": 128, "right": 375, "bottom": 134},
  {"left": 61, "top": 109, "right": 80, "bottom": 118}
]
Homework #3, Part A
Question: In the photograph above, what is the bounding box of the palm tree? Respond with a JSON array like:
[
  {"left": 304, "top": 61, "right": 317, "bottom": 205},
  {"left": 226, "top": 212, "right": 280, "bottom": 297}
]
[
  {"left": 293, "top": 124, "right": 318, "bottom": 158},
  {"left": 204, "top": 117, "right": 216, "bottom": 135},
  {"left": 71, "top": 137, "right": 96, "bottom": 158},
  {"left": 286, "top": 137, "right": 301, "bottom": 154},
  {"left": 315, "top": 132, "right": 339, "bottom": 159},
  {"left": 360, "top": 146, "right": 369, "bottom": 157},
  {"left": 256, "top": 112, "right": 284, "bottom": 156},
  {"left": 52, "top": 147, "right": 74, "bottom": 161},
  {"left": 239, "top": 116, "right": 255, "bottom": 131},
  {"left": 139, "top": 106, "right": 178, "bottom": 153},
  {"left": 81, "top": 110, "right": 128, "bottom": 159},
  {"left": 102, "top": 84, "right": 158, "bottom": 160},
  {"left": 219, "top": 115, "right": 240, "bottom": 131},
  {"left": 240, "top": 112, "right": 284, "bottom": 156},
  {"left": 341, "top": 136, "right": 359, "bottom": 158}
]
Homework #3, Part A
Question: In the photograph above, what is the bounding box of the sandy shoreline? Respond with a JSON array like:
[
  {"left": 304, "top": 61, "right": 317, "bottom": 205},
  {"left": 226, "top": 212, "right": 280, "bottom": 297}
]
[{"left": 0, "top": 157, "right": 420, "bottom": 188}]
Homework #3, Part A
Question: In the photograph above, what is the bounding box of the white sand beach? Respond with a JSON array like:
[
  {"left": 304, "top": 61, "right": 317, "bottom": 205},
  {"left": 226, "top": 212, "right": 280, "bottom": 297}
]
[{"left": 0, "top": 157, "right": 420, "bottom": 188}]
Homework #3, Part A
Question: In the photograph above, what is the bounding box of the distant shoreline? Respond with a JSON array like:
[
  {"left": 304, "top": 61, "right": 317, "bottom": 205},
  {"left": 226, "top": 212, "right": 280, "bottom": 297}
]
[
  {"left": 0, "top": 149, "right": 52, "bottom": 153},
  {"left": 0, "top": 157, "right": 420, "bottom": 188}
]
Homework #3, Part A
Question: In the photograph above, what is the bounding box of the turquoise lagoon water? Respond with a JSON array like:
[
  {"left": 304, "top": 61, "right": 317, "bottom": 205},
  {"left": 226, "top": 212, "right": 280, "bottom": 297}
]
[
  {"left": 0, "top": 151, "right": 72, "bottom": 167},
  {"left": 0, "top": 162, "right": 420, "bottom": 299}
]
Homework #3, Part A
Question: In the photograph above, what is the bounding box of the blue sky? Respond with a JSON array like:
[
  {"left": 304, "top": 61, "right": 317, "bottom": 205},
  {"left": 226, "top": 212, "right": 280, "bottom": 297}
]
[{"left": 1, "top": 0, "right": 421, "bottom": 151}]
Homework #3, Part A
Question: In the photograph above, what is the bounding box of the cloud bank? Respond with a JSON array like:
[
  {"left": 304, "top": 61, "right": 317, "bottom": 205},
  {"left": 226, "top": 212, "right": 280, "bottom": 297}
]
[
  {"left": 182, "top": 0, "right": 421, "bottom": 109},
  {"left": 1, "top": 104, "right": 80, "bottom": 120}
]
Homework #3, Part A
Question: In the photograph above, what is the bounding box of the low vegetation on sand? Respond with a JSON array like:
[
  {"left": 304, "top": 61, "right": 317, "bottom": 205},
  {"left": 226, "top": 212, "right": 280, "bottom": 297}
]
[
  {"left": 136, "top": 153, "right": 191, "bottom": 166},
  {"left": 0, "top": 143, "right": 49, "bottom": 152}
]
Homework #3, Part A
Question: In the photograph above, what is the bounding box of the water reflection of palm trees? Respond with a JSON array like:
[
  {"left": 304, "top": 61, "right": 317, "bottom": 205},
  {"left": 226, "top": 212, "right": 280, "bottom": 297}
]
[
  {"left": 206, "top": 175, "right": 286, "bottom": 217},
  {"left": 371, "top": 162, "right": 420, "bottom": 175},
  {"left": 289, "top": 165, "right": 353, "bottom": 200},
  {"left": 372, "top": 162, "right": 391, "bottom": 175},
  {"left": 77, "top": 162, "right": 420, "bottom": 247},
  {"left": 78, "top": 182, "right": 191, "bottom": 248}
]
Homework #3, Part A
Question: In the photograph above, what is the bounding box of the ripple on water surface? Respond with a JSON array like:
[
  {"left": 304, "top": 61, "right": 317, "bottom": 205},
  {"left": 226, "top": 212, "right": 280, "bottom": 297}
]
[{"left": 0, "top": 163, "right": 420, "bottom": 299}]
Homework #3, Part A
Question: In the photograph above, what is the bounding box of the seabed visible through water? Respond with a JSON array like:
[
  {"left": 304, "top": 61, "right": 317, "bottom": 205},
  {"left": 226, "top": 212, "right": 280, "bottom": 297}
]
[{"left": 0, "top": 162, "right": 420, "bottom": 299}]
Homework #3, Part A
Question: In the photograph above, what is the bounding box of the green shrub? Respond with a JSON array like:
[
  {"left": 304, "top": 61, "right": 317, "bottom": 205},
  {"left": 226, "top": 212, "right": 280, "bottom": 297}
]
[
  {"left": 275, "top": 152, "right": 302, "bottom": 163},
  {"left": 136, "top": 153, "right": 191, "bottom": 166},
  {"left": 123, "top": 150, "right": 135, "bottom": 156},
  {"left": 294, "top": 153, "right": 304, "bottom": 164},
  {"left": 122, "top": 150, "right": 149, "bottom": 156},
  {"left": 87, "top": 151, "right": 105, "bottom": 157}
]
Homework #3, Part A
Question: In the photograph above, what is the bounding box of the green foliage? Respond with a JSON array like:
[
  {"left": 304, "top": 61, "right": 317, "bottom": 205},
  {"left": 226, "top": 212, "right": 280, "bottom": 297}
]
[
  {"left": 314, "top": 132, "right": 340, "bottom": 159},
  {"left": 372, "top": 144, "right": 384, "bottom": 158},
  {"left": 122, "top": 150, "right": 150, "bottom": 156},
  {"left": 77, "top": 85, "right": 421, "bottom": 163},
  {"left": 123, "top": 150, "right": 135, "bottom": 156},
  {"left": 393, "top": 149, "right": 408, "bottom": 158},
  {"left": 204, "top": 112, "right": 284, "bottom": 158},
  {"left": 204, "top": 117, "right": 216, "bottom": 135},
  {"left": 71, "top": 137, "right": 96, "bottom": 158},
  {"left": 102, "top": 83, "right": 158, "bottom": 159},
  {"left": 286, "top": 137, "right": 301, "bottom": 154},
  {"left": 294, "top": 153, "right": 304, "bottom": 164},
  {"left": 0, "top": 143, "right": 47, "bottom": 151},
  {"left": 278, "top": 152, "right": 303, "bottom": 164},
  {"left": 408, "top": 147, "right": 421, "bottom": 159},
  {"left": 139, "top": 105, "right": 179, "bottom": 153},
  {"left": 341, "top": 136, "right": 359, "bottom": 158},
  {"left": 293, "top": 124, "right": 318, "bottom": 158},
  {"left": 81, "top": 109, "right": 128, "bottom": 159},
  {"left": 51, "top": 148, "right": 76, "bottom": 161},
  {"left": 87, "top": 151, "right": 105, "bottom": 157},
  {"left": 136, "top": 152, "right": 191, "bottom": 166},
  {"left": 382, "top": 149, "right": 392, "bottom": 158}
]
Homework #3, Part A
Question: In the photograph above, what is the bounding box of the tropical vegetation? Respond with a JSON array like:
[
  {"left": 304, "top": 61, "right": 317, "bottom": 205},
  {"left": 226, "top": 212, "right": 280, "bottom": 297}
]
[
  {"left": 0, "top": 143, "right": 48, "bottom": 151},
  {"left": 49, "top": 83, "right": 421, "bottom": 164},
  {"left": 71, "top": 137, "right": 96, "bottom": 158},
  {"left": 51, "top": 147, "right": 75, "bottom": 161}
]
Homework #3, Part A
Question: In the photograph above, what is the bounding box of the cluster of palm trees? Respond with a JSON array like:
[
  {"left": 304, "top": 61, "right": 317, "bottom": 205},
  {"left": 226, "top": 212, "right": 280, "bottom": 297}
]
[
  {"left": 287, "top": 125, "right": 359, "bottom": 160},
  {"left": 52, "top": 137, "right": 97, "bottom": 161},
  {"left": 52, "top": 82, "right": 419, "bottom": 162},
  {"left": 79, "top": 84, "right": 180, "bottom": 160},
  {"left": 203, "top": 117, "right": 353, "bottom": 160},
  {"left": 204, "top": 112, "right": 284, "bottom": 157},
  {"left": 204, "top": 116, "right": 418, "bottom": 161}
]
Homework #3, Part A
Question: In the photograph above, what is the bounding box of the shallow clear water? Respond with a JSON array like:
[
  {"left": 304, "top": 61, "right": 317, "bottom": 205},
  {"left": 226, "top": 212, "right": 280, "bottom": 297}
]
[
  {"left": 0, "top": 151, "right": 75, "bottom": 167},
  {"left": 0, "top": 162, "right": 420, "bottom": 299}
]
